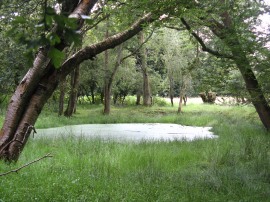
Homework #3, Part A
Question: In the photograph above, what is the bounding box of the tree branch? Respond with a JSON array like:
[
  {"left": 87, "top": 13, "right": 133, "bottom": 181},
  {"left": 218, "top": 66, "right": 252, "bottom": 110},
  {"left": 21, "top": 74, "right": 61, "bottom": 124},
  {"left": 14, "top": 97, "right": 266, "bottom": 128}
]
[
  {"left": 180, "top": 18, "right": 233, "bottom": 59},
  {"left": 121, "top": 28, "right": 155, "bottom": 62},
  {"left": 0, "top": 153, "right": 53, "bottom": 177},
  {"left": 59, "top": 12, "right": 154, "bottom": 80},
  {"left": 164, "top": 25, "right": 186, "bottom": 31}
]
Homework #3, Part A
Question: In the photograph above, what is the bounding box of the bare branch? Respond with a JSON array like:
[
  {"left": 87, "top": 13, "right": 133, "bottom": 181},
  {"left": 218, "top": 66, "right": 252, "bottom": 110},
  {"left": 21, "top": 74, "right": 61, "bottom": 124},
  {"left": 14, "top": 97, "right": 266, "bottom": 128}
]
[
  {"left": 181, "top": 18, "right": 233, "bottom": 59},
  {"left": 121, "top": 28, "right": 155, "bottom": 62},
  {"left": 0, "top": 153, "right": 53, "bottom": 177},
  {"left": 164, "top": 25, "right": 186, "bottom": 31}
]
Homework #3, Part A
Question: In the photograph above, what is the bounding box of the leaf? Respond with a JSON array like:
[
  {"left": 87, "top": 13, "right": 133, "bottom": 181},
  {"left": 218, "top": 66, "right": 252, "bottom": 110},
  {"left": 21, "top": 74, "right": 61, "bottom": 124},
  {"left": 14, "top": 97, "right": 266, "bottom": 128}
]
[
  {"left": 48, "top": 48, "right": 65, "bottom": 69},
  {"left": 12, "top": 16, "right": 27, "bottom": 24},
  {"left": 47, "top": 33, "right": 61, "bottom": 46},
  {"left": 63, "top": 29, "right": 81, "bottom": 46}
]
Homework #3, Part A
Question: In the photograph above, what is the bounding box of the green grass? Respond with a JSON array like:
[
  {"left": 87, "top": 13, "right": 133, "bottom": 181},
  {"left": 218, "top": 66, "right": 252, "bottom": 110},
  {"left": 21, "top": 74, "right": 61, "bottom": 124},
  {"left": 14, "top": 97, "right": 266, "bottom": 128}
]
[{"left": 0, "top": 103, "right": 270, "bottom": 201}]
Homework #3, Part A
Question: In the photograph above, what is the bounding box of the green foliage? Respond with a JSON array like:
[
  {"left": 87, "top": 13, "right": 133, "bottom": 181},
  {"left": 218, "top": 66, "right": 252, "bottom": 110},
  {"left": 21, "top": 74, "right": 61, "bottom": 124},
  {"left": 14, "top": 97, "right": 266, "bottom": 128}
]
[
  {"left": 48, "top": 48, "right": 66, "bottom": 68},
  {"left": 152, "top": 96, "right": 168, "bottom": 106}
]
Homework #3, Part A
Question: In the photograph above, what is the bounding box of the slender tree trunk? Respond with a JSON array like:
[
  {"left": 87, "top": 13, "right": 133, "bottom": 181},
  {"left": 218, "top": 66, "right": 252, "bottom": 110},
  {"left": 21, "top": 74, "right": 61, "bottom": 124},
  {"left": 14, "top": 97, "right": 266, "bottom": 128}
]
[
  {"left": 136, "top": 93, "right": 141, "bottom": 105},
  {"left": 103, "top": 84, "right": 111, "bottom": 114},
  {"left": 138, "top": 32, "right": 151, "bottom": 106},
  {"left": 103, "top": 20, "right": 110, "bottom": 115},
  {"left": 169, "top": 77, "right": 174, "bottom": 107},
  {"left": 64, "top": 66, "right": 80, "bottom": 117},
  {"left": 90, "top": 87, "right": 95, "bottom": 104},
  {"left": 143, "top": 72, "right": 151, "bottom": 106},
  {"left": 178, "top": 82, "right": 186, "bottom": 113},
  {"left": 58, "top": 78, "right": 66, "bottom": 116},
  {"left": 104, "top": 44, "right": 123, "bottom": 114},
  {"left": 178, "top": 96, "right": 183, "bottom": 113},
  {"left": 113, "top": 93, "right": 118, "bottom": 105},
  {"left": 183, "top": 95, "right": 187, "bottom": 106}
]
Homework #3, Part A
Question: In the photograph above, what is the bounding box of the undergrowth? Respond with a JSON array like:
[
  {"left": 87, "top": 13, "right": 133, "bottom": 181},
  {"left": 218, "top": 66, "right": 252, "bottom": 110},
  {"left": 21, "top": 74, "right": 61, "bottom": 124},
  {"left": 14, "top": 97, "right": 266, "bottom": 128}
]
[{"left": 0, "top": 103, "right": 269, "bottom": 201}]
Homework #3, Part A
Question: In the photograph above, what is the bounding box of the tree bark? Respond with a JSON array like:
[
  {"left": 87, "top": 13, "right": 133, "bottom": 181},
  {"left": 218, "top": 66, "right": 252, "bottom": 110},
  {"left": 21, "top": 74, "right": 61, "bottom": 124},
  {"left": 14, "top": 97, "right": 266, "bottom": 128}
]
[
  {"left": 64, "top": 66, "right": 80, "bottom": 117},
  {"left": 136, "top": 93, "right": 141, "bottom": 105},
  {"left": 169, "top": 77, "right": 174, "bottom": 107},
  {"left": 178, "top": 82, "right": 186, "bottom": 113},
  {"left": 0, "top": 12, "right": 154, "bottom": 162},
  {"left": 0, "top": 0, "right": 98, "bottom": 162},
  {"left": 103, "top": 20, "right": 110, "bottom": 115},
  {"left": 58, "top": 78, "right": 66, "bottom": 116},
  {"left": 138, "top": 32, "right": 151, "bottom": 106},
  {"left": 90, "top": 86, "right": 96, "bottom": 104},
  {"left": 104, "top": 44, "right": 123, "bottom": 114}
]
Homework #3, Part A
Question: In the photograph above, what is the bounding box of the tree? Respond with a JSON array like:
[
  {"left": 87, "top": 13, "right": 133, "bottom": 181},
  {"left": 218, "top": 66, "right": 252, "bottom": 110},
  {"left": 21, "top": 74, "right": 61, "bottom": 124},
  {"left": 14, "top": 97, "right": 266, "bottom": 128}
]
[
  {"left": 0, "top": 0, "right": 154, "bottom": 162},
  {"left": 0, "top": 0, "right": 99, "bottom": 162},
  {"left": 180, "top": 0, "right": 270, "bottom": 129}
]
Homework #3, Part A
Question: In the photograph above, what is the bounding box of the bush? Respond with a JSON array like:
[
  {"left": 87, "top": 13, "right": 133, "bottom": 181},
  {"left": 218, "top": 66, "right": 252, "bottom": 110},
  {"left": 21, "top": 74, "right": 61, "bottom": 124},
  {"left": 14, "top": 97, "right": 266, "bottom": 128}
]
[{"left": 152, "top": 97, "right": 168, "bottom": 106}]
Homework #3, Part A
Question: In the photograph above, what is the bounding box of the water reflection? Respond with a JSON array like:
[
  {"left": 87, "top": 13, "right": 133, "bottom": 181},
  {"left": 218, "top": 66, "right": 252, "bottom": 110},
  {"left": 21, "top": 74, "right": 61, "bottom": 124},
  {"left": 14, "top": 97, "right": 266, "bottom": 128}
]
[{"left": 38, "top": 123, "right": 217, "bottom": 142}]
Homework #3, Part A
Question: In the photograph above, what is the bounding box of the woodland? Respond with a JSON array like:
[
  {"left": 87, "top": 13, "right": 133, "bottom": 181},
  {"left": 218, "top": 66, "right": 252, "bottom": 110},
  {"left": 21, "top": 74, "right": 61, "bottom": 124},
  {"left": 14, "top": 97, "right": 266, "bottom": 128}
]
[{"left": 0, "top": 0, "right": 270, "bottom": 164}]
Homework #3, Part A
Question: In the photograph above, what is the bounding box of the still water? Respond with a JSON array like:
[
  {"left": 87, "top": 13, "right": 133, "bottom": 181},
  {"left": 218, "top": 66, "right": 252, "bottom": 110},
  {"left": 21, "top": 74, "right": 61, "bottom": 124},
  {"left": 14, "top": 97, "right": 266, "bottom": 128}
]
[{"left": 37, "top": 123, "right": 217, "bottom": 142}]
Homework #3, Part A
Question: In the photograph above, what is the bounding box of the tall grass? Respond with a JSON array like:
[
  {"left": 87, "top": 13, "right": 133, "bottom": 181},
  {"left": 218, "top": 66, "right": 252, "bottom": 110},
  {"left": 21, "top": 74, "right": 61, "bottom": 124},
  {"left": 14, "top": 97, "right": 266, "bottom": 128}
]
[{"left": 0, "top": 103, "right": 270, "bottom": 201}]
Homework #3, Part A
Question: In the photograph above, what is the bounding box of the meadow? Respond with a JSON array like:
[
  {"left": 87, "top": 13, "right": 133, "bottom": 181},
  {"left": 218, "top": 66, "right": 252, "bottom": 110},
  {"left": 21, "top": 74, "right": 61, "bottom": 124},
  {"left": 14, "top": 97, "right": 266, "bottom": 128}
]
[{"left": 0, "top": 100, "right": 269, "bottom": 201}]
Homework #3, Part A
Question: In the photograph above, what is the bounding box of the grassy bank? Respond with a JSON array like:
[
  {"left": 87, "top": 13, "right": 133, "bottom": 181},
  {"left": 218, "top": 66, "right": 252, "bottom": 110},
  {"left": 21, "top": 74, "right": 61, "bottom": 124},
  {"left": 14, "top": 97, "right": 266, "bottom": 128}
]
[{"left": 0, "top": 103, "right": 270, "bottom": 201}]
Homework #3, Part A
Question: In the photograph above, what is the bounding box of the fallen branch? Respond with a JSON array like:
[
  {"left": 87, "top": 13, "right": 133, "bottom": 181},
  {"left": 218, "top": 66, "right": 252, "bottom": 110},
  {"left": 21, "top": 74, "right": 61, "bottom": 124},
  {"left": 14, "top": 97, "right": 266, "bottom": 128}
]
[{"left": 0, "top": 153, "right": 53, "bottom": 177}]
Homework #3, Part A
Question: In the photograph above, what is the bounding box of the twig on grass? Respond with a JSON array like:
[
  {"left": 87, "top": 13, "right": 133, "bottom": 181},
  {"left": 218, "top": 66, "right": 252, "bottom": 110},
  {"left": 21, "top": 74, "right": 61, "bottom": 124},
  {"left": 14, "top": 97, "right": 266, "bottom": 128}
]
[{"left": 0, "top": 153, "right": 53, "bottom": 177}]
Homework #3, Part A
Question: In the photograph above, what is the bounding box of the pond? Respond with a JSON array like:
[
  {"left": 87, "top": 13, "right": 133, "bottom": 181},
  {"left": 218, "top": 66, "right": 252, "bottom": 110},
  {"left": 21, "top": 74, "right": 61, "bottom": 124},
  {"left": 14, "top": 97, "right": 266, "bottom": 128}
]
[{"left": 37, "top": 123, "right": 217, "bottom": 142}]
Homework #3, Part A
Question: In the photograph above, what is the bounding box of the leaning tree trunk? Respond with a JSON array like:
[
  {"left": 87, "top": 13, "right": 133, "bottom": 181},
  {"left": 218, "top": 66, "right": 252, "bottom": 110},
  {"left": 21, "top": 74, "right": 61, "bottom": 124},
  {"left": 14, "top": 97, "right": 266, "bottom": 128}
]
[
  {"left": 181, "top": 5, "right": 270, "bottom": 130},
  {"left": 64, "top": 66, "right": 80, "bottom": 117},
  {"left": 211, "top": 11, "right": 270, "bottom": 130},
  {"left": 0, "top": 0, "right": 98, "bottom": 162},
  {"left": 232, "top": 49, "right": 270, "bottom": 129},
  {"left": 0, "top": 8, "right": 153, "bottom": 161},
  {"left": 104, "top": 44, "right": 123, "bottom": 114}
]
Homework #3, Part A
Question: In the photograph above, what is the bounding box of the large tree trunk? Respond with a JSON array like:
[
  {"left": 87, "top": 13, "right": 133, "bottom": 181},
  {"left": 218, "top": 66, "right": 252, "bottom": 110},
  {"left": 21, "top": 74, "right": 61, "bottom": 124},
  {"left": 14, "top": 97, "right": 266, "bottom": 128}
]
[
  {"left": 0, "top": 9, "right": 153, "bottom": 161},
  {"left": 0, "top": 0, "right": 98, "bottom": 162},
  {"left": 64, "top": 66, "right": 80, "bottom": 117},
  {"left": 232, "top": 49, "right": 270, "bottom": 129}
]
